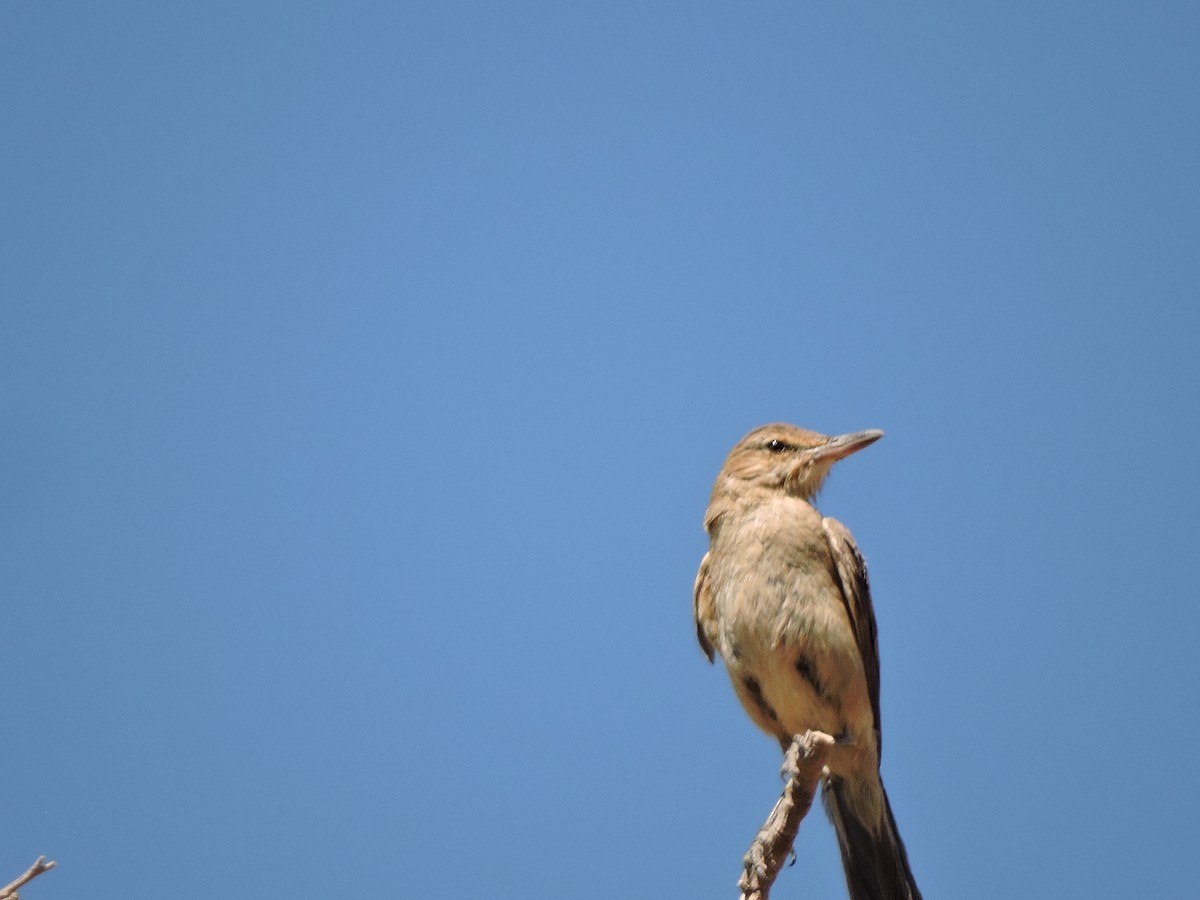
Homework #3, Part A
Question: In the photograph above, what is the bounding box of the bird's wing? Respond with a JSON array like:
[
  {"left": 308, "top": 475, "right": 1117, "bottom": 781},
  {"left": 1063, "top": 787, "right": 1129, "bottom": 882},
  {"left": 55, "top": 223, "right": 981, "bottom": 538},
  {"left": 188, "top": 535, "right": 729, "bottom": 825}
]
[
  {"left": 822, "top": 517, "right": 883, "bottom": 756},
  {"left": 693, "top": 551, "right": 717, "bottom": 663}
]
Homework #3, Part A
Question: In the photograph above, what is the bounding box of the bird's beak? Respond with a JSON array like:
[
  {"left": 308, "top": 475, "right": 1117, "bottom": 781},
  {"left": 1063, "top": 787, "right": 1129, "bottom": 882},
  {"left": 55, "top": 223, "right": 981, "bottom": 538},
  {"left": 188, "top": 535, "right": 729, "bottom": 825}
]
[{"left": 810, "top": 429, "right": 884, "bottom": 463}]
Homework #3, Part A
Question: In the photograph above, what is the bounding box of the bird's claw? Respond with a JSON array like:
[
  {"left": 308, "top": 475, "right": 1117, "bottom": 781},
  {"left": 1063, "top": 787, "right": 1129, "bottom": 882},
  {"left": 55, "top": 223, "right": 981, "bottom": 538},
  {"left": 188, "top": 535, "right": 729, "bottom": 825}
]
[
  {"left": 740, "top": 838, "right": 771, "bottom": 887},
  {"left": 779, "top": 730, "right": 835, "bottom": 781}
]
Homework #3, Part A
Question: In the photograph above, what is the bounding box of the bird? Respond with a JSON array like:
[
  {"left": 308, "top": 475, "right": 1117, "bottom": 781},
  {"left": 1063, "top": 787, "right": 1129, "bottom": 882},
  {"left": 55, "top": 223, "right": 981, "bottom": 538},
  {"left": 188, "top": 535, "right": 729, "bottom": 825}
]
[{"left": 693, "top": 423, "right": 921, "bottom": 900}]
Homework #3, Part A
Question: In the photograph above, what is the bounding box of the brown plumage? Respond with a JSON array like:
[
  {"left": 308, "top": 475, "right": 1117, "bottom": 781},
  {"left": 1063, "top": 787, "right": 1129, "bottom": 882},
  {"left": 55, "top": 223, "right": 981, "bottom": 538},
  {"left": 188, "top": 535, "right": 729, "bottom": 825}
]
[{"left": 694, "top": 423, "right": 921, "bottom": 900}]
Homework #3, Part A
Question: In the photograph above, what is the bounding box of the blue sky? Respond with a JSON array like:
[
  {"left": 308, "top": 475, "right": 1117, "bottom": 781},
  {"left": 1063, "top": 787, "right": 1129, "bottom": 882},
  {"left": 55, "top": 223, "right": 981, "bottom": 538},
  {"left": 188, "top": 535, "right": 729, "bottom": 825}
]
[{"left": 3, "top": 2, "right": 1199, "bottom": 898}]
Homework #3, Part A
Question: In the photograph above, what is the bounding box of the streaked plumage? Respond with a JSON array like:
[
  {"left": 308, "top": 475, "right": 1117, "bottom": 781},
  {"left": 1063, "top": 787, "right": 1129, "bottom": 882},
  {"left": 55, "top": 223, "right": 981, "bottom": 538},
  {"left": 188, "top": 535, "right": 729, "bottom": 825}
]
[{"left": 695, "top": 424, "right": 921, "bottom": 900}]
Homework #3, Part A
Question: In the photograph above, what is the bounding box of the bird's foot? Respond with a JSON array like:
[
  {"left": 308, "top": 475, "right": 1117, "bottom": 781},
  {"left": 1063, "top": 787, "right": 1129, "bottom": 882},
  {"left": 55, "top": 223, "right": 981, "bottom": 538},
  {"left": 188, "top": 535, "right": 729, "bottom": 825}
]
[
  {"left": 779, "top": 730, "right": 835, "bottom": 782},
  {"left": 741, "top": 834, "right": 770, "bottom": 888}
]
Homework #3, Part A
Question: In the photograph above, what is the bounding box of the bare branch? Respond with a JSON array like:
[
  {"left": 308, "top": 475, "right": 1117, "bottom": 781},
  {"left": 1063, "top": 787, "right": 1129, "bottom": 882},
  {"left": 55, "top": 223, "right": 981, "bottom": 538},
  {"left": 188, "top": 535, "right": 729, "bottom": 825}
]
[
  {"left": 738, "top": 731, "right": 833, "bottom": 900},
  {"left": 0, "top": 856, "right": 57, "bottom": 900}
]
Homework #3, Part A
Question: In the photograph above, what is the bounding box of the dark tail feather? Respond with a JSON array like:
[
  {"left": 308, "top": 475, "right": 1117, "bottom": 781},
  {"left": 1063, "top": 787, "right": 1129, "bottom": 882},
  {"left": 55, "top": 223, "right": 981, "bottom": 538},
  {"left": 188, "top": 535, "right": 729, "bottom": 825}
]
[{"left": 824, "top": 776, "right": 922, "bottom": 900}]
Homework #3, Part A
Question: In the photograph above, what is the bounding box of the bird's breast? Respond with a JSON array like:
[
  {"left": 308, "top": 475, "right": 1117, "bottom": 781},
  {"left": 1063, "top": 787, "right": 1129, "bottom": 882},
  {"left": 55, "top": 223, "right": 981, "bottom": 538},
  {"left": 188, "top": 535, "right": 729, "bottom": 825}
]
[
  {"left": 710, "top": 501, "right": 846, "bottom": 647},
  {"left": 707, "top": 500, "right": 873, "bottom": 755}
]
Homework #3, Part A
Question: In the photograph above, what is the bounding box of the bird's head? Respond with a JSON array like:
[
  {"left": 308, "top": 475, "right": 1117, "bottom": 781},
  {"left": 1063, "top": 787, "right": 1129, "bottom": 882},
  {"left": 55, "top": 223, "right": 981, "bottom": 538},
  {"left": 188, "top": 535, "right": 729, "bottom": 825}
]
[{"left": 711, "top": 423, "right": 884, "bottom": 506}]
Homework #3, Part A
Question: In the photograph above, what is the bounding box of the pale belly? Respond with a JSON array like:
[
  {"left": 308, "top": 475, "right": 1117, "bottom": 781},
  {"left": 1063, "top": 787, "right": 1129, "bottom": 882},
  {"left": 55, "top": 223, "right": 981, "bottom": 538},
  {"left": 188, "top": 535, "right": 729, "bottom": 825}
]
[{"left": 711, "top": 513, "right": 877, "bottom": 774}]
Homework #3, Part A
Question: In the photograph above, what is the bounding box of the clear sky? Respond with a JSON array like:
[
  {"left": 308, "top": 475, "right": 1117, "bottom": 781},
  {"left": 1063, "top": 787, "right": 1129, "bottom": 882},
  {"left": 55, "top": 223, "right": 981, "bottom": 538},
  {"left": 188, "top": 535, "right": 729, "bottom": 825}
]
[{"left": 4, "top": 3, "right": 1199, "bottom": 898}]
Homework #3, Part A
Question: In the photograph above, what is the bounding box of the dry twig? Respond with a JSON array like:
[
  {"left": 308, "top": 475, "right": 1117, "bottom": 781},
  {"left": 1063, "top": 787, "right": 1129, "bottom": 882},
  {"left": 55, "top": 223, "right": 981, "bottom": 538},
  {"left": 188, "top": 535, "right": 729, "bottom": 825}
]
[
  {"left": 738, "top": 731, "right": 834, "bottom": 900},
  {"left": 0, "top": 856, "right": 57, "bottom": 900}
]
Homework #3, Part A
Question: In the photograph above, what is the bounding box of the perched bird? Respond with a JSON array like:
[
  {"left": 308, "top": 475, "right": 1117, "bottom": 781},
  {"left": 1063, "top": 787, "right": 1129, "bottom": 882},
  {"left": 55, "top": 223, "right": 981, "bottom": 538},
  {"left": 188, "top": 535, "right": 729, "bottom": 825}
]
[{"left": 694, "top": 423, "right": 921, "bottom": 900}]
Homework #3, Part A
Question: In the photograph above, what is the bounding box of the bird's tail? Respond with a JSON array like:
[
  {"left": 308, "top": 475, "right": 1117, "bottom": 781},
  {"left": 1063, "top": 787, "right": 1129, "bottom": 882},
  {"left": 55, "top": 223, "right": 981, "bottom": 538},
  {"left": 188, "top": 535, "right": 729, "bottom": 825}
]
[{"left": 824, "top": 775, "right": 922, "bottom": 900}]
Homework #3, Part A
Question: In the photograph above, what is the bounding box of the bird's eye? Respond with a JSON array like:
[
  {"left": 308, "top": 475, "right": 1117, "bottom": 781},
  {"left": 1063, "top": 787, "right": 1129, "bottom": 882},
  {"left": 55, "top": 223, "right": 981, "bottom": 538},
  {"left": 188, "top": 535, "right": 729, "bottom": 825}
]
[{"left": 766, "top": 439, "right": 788, "bottom": 453}]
